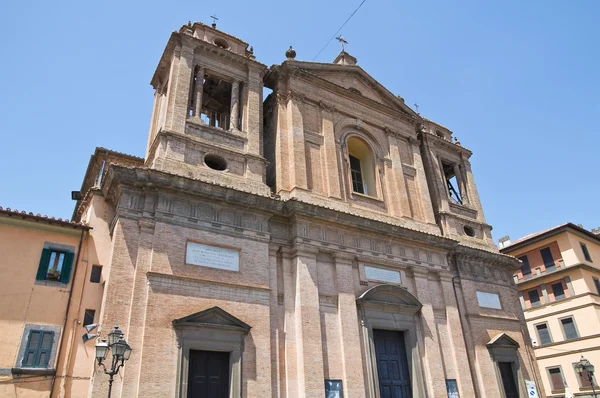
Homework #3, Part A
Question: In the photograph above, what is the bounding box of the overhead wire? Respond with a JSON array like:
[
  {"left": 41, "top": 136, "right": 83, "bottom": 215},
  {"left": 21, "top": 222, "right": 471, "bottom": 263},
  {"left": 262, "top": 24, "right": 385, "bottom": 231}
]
[{"left": 312, "top": 0, "right": 367, "bottom": 61}]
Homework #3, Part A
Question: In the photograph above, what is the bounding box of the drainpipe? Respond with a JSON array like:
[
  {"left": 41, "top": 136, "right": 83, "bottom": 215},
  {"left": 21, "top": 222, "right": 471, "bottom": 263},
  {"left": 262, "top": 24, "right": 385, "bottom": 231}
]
[{"left": 50, "top": 228, "right": 86, "bottom": 397}]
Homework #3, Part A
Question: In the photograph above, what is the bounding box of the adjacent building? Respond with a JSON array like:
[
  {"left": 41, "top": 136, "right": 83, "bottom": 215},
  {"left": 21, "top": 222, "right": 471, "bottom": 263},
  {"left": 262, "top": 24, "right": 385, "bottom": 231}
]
[
  {"left": 501, "top": 223, "right": 600, "bottom": 397},
  {"left": 0, "top": 206, "right": 105, "bottom": 397},
  {"left": 63, "top": 21, "right": 543, "bottom": 398}
]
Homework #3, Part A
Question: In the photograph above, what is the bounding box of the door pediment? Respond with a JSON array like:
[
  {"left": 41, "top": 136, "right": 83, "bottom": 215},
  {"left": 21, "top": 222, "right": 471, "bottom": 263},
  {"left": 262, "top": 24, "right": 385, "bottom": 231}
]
[
  {"left": 172, "top": 306, "right": 251, "bottom": 333},
  {"left": 357, "top": 284, "right": 422, "bottom": 314},
  {"left": 487, "top": 332, "right": 520, "bottom": 348}
]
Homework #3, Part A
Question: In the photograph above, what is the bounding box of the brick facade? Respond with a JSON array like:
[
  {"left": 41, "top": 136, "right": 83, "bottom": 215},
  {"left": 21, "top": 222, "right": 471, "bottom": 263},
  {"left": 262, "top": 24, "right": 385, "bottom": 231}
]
[{"left": 75, "top": 22, "right": 537, "bottom": 397}]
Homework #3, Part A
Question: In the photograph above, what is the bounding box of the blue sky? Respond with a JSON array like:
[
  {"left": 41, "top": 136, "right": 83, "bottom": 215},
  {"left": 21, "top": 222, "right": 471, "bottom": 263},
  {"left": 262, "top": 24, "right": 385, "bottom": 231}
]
[{"left": 1, "top": 0, "right": 598, "bottom": 243}]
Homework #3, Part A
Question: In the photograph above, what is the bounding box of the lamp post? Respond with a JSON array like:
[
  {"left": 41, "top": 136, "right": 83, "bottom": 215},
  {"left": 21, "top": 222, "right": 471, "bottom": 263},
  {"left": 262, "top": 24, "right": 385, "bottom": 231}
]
[
  {"left": 574, "top": 356, "right": 598, "bottom": 398},
  {"left": 95, "top": 326, "right": 132, "bottom": 398}
]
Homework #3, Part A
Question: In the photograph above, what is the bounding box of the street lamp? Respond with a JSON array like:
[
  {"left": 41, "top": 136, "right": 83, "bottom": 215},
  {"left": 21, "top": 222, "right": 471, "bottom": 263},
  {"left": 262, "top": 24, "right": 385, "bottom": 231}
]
[
  {"left": 95, "top": 326, "right": 132, "bottom": 398},
  {"left": 574, "top": 356, "right": 598, "bottom": 398}
]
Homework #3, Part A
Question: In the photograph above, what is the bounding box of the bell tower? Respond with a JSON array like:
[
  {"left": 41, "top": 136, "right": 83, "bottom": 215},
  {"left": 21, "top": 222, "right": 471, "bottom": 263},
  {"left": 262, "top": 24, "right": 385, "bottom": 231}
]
[{"left": 145, "top": 22, "right": 270, "bottom": 195}]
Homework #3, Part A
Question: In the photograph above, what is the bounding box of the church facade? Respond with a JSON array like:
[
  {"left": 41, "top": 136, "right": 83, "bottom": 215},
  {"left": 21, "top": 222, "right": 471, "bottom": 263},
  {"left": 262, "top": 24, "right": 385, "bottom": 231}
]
[{"left": 74, "top": 22, "right": 538, "bottom": 398}]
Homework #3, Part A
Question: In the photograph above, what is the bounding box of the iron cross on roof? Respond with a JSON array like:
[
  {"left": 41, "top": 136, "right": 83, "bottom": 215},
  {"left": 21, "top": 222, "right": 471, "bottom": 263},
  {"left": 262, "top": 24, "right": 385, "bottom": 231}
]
[
  {"left": 210, "top": 15, "right": 219, "bottom": 28},
  {"left": 335, "top": 35, "right": 348, "bottom": 52}
]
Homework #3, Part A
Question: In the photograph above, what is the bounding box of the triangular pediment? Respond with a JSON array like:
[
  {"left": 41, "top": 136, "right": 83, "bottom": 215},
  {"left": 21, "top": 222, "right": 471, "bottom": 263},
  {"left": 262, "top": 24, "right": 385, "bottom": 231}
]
[
  {"left": 487, "top": 333, "right": 520, "bottom": 348},
  {"left": 173, "top": 306, "right": 251, "bottom": 333},
  {"left": 287, "top": 62, "right": 418, "bottom": 117}
]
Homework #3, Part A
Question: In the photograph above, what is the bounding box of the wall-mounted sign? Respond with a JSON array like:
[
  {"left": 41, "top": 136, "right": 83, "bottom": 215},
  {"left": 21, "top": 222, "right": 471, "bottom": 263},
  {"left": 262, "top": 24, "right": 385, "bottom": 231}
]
[
  {"left": 476, "top": 291, "right": 502, "bottom": 309},
  {"left": 525, "top": 380, "right": 539, "bottom": 398},
  {"left": 325, "top": 379, "right": 343, "bottom": 398},
  {"left": 185, "top": 241, "right": 240, "bottom": 272},
  {"left": 364, "top": 265, "right": 401, "bottom": 284}
]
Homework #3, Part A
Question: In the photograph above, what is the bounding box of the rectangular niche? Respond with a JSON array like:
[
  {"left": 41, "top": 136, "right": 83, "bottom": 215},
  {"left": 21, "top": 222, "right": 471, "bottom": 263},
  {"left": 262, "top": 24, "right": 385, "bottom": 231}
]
[
  {"left": 185, "top": 241, "right": 240, "bottom": 272},
  {"left": 476, "top": 291, "right": 501, "bottom": 309}
]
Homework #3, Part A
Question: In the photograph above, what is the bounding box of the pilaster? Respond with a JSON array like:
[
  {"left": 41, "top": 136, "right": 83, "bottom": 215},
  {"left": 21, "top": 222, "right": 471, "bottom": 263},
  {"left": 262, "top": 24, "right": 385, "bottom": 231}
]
[
  {"left": 292, "top": 246, "right": 325, "bottom": 397},
  {"left": 165, "top": 44, "right": 194, "bottom": 134},
  {"left": 121, "top": 218, "right": 156, "bottom": 397},
  {"left": 413, "top": 139, "right": 437, "bottom": 224},
  {"left": 334, "top": 253, "right": 366, "bottom": 397},
  {"left": 319, "top": 102, "right": 341, "bottom": 199},
  {"left": 386, "top": 135, "right": 410, "bottom": 217},
  {"left": 439, "top": 274, "right": 477, "bottom": 398},
  {"left": 413, "top": 269, "right": 447, "bottom": 397}
]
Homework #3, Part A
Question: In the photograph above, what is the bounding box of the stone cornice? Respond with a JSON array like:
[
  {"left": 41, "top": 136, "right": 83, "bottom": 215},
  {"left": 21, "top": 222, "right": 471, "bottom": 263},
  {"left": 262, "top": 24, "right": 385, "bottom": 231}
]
[
  {"left": 99, "top": 164, "right": 517, "bottom": 270},
  {"left": 420, "top": 129, "right": 472, "bottom": 158}
]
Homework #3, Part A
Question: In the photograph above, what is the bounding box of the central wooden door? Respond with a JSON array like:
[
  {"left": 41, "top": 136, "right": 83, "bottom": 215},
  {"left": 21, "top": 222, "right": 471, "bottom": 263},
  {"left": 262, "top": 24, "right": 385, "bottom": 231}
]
[
  {"left": 373, "top": 329, "right": 412, "bottom": 398},
  {"left": 187, "top": 350, "right": 230, "bottom": 398}
]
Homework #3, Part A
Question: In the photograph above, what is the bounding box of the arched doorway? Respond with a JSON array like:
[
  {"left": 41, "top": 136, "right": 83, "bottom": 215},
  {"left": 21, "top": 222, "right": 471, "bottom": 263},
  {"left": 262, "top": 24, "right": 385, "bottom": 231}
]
[{"left": 357, "top": 284, "right": 426, "bottom": 398}]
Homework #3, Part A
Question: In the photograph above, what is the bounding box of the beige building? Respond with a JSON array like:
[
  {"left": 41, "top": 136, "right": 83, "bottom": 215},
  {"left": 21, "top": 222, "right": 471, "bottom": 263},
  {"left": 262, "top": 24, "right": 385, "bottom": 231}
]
[
  {"left": 0, "top": 206, "right": 105, "bottom": 397},
  {"left": 68, "top": 22, "right": 540, "bottom": 398},
  {"left": 501, "top": 223, "right": 600, "bottom": 397}
]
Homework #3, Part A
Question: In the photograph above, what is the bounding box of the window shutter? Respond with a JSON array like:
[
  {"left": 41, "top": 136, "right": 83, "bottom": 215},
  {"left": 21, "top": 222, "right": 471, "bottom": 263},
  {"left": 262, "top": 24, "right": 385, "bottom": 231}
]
[
  {"left": 36, "top": 249, "right": 52, "bottom": 280},
  {"left": 580, "top": 368, "right": 593, "bottom": 388},
  {"left": 37, "top": 331, "right": 54, "bottom": 367},
  {"left": 22, "top": 331, "right": 41, "bottom": 367},
  {"left": 549, "top": 368, "right": 564, "bottom": 391},
  {"left": 60, "top": 252, "right": 75, "bottom": 284}
]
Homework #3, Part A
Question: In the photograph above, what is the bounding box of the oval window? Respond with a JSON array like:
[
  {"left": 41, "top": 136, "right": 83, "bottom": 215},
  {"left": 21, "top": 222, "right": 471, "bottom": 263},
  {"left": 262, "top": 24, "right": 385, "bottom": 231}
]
[
  {"left": 464, "top": 226, "right": 475, "bottom": 237},
  {"left": 204, "top": 154, "right": 227, "bottom": 171},
  {"left": 214, "top": 38, "right": 229, "bottom": 49}
]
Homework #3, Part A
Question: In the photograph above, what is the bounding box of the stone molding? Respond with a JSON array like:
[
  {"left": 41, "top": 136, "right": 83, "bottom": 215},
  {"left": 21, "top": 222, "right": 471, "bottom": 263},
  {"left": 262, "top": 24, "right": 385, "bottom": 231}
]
[{"left": 99, "top": 165, "right": 516, "bottom": 273}]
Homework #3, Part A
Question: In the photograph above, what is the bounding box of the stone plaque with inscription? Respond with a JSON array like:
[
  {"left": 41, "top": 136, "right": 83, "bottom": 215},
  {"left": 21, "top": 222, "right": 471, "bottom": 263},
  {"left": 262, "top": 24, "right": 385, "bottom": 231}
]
[
  {"left": 364, "top": 265, "right": 401, "bottom": 283},
  {"left": 185, "top": 241, "right": 240, "bottom": 272}
]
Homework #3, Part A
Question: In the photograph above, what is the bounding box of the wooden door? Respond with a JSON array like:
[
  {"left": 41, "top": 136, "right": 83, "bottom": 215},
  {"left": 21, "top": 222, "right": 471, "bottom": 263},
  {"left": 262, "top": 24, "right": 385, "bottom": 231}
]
[
  {"left": 499, "top": 362, "right": 518, "bottom": 398},
  {"left": 373, "top": 329, "right": 412, "bottom": 398},
  {"left": 188, "top": 350, "right": 230, "bottom": 398}
]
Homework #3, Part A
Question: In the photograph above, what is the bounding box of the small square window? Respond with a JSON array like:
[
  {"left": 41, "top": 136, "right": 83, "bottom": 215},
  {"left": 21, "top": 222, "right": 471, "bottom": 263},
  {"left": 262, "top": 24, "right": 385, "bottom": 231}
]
[
  {"left": 528, "top": 289, "right": 541, "bottom": 308},
  {"left": 36, "top": 248, "right": 74, "bottom": 284},
  {"left": 560, "top": 317, "right": 578, "bottom": 340},
  {"left": 90, "top": 265, "right": 102, "bottom": 283},
  {"left": 551, "top": 282, "right": 565, "bottom": 301},
  {"left": 548, "top": 367, "right": 565, "bottom": 391},
  {"left": 581, "top": 242, "right": 592, "bottom": 262},
  {"left": 83, "top": 310, "right": 95, "bottom": 327},
  {"left": 535, "top": 323, "right": 552, "bottom": 346}
]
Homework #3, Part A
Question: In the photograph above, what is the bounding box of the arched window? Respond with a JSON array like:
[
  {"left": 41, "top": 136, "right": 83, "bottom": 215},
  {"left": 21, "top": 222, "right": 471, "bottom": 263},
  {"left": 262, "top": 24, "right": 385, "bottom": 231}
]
[{"left": 347, "top": 136, "right": 376, "bottom": 197}]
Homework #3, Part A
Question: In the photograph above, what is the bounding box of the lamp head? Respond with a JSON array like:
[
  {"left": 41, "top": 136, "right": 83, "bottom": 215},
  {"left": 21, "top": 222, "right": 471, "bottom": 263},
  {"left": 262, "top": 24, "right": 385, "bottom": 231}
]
[
  {"left": 112, "top": 338, "right": 128, "bottom": 359},
  {"left": 123, "top": 343, "right": 132, "bottom": 361},
  {"left": 107, "top": 325, "right": 124, "bottom": 346},
  {"left": 95, "top": 339, "right": 109, "bottom": 363}
]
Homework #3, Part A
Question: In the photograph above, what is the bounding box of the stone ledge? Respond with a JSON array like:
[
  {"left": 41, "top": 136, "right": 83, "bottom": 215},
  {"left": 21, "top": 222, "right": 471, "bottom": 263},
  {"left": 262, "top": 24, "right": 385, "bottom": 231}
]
[{"left": 11, "top": 367, "right": 56, "bottom": 376}]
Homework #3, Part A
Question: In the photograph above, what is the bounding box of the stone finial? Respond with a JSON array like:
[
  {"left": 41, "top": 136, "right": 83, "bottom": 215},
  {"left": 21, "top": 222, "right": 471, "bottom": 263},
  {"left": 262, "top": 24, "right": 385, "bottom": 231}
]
[{"left": 285, "top": 46, "right": 296, "bottom": 60}]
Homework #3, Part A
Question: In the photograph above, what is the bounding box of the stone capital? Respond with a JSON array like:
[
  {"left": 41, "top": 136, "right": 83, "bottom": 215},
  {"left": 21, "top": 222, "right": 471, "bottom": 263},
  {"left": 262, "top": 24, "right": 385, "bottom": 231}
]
[
  {"left": 333, "top": 252, "right": 355, "bottom": 265},
  {"left": 412, "top": 267, "right": 430, "bottom": 278},
  {"left": 291, "top": 244, "right": 319, "bottom": 258}
]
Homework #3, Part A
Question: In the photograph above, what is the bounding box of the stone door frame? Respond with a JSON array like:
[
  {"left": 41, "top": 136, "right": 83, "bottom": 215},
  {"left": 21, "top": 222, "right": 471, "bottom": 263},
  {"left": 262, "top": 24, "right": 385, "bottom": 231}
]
[
  {"left": 173, "top": 306, "right": 251, "bottom": 398},
  {"left": 357, "top": 284, "right": 427, "bottom": 398}
]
